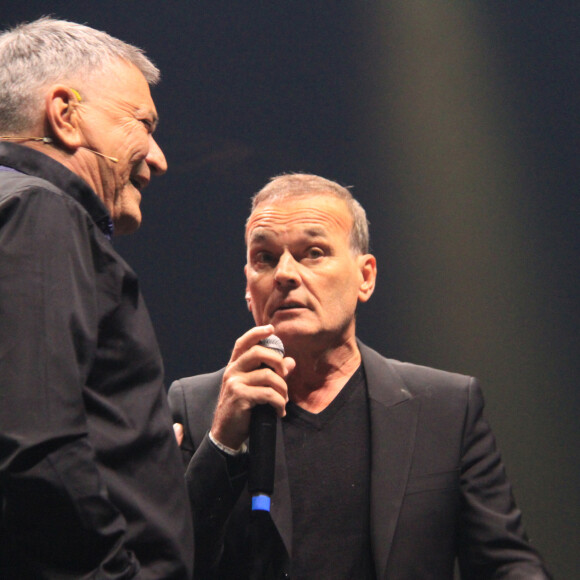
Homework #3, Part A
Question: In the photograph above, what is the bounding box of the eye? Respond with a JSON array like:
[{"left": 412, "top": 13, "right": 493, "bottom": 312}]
[
  {"left": 305, "top": 247, "right": 325, "bottom": 260},
  {"left": 140, "top": 118, "right": 154, "bottom": 133},
  {"left": 254, "top": 251, "right": 277, "bottom": 267}
]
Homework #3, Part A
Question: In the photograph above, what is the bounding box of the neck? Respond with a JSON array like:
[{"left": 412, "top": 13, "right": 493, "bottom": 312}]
[
  {"left": 286, "top": 336, "right": 361, "bottom": 413},
  {"left": 20, "top": 138, "right": 75, "bottom": 170}
]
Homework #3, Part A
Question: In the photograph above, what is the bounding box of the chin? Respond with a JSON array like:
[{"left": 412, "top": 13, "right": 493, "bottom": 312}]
[
  {"left": 272, "top": 322, "right": 315, "bottom": 342},
  {"left": 112, "top": 187, "right": 142, "bottom": 233},
  {"left": 113, "top": 212, "right": 142, "bottom": 235}
]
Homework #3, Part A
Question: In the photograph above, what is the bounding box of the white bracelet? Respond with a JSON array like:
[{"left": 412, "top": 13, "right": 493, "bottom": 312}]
[{"left": 209, "top": 431, "right": 247, "bottom": 456}]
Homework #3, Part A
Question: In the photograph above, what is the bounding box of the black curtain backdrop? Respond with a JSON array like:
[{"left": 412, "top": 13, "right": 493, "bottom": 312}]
[{"left": 2, "top": 2, "right": 578, "bottom": 577}]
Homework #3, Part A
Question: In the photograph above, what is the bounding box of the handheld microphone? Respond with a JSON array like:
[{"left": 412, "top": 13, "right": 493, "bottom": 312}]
[{"left": 248, "top": 335, "right": 284, "bottom": 512}]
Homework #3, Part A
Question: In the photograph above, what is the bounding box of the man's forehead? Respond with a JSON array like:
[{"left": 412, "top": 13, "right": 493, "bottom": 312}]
[
  {"left": 245, "top": 195, "right": 352, "bottom": 241},
  {"left": 85, "top": 61, "right": 157, "bottom": 110}
]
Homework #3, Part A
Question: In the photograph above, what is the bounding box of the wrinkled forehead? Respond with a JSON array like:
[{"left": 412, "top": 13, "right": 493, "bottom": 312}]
[{"left": 245, "top": 195, "right": 353, "bottom": 244}]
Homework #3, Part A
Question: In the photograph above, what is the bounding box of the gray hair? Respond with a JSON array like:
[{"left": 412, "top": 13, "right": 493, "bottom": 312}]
[
  {"left": 249, "top": 173, "right": 370, "bottom": 254},
  {"left": 0, "top": 17, "right": 160, "bottom": 133}
]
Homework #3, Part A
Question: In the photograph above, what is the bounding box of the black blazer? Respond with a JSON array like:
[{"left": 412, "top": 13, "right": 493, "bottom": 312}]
[{"left": 169, "top": 341, "right": 550, "bottom": 579}]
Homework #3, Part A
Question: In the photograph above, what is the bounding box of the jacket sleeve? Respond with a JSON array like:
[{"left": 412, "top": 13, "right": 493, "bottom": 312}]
[
  {"left": 0, "top": 187, "right": 138, "bottom": 578},
  {"left": 457, "top": 378, "right": 552, "bottom": 579},
  {"left": 167, "top": 378, "right": 197, "bottom": 467},
  {"left": 168, "top": 376, "right": 249, "bottom": 577}
]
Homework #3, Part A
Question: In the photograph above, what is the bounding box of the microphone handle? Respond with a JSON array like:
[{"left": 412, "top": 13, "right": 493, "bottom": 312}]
[{"left": 248, "top": 402, "right": 277, "bottom": 502}]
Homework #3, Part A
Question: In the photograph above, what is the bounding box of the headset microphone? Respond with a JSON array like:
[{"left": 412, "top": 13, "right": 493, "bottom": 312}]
[
  {"left": 0, "top": 136, "right": 118, "bottom": 163},
  {"left": 78, "top": 146, "right": 118, "bottom": 163}
]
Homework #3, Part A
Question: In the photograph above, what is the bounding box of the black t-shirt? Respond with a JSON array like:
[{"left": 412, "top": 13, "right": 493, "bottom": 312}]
[{"left": 282, "top": 365, "right": 375, "bottom": 579}]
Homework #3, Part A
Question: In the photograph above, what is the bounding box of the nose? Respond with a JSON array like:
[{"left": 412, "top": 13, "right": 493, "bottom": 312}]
[
  {"left": 146, "top": 135, "right": 168, "bottom": 176},
  {"left": 274, "top": 251, "right": 300, "bottom": 288}
]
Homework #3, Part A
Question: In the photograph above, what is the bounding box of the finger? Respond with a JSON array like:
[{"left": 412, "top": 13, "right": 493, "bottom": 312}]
[
  {"left": 229, "top": 348, "right": 286, "bottom": 378},
  {"left": 211, "top": 378, "right": 287, "bottom": 449},
  {"left": 173, "top": 423, "right": 184, "bottom": 446},
  {"left": 221, "top": 365, "right": 288, "bottom": 407},
  {"left": 229, "top": 325, "right": 275, "bottom": 363},
  {"left": 282, "top": 356, "right": 296, "bottom": 376},
  {"left": 248, "top": 366, "right": 289, "bottom": 402}
]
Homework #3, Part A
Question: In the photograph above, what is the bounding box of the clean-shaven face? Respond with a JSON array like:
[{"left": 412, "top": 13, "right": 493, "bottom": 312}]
[{"left": 245, "top": 194, "right": 368, "bottom": 351}]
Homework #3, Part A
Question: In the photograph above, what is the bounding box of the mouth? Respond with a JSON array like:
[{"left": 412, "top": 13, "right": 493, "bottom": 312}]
[
  {"left": 129, "top": 178, "right": 141, "bottom": 190},
  {"left": 130, "top": 175, "right": 148, "bottom": 191},
  {"left": 273, "top": 302, "right": 306, "bottom": 315}
]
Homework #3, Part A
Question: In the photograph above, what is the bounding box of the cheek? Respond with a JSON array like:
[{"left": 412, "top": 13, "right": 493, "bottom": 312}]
[
  {"left": 109, "top": 165, "right": 131, "bottom": 194},
  {"left": 325, "top": 273, "right": 361, "bottom": 305},
  {"left": 251, "top": 288, "right": 269, "bottom": 310},
  {"left": 246, "top": 279, "right": 265, "bottom": 304},
  {"left": 114, "top": 123, "right": 149, "bottom": 157}
]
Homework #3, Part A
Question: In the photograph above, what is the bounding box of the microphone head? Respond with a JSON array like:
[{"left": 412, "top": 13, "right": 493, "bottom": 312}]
[{"left": 259, "top": 335, "right": 284, "bottom": 358}]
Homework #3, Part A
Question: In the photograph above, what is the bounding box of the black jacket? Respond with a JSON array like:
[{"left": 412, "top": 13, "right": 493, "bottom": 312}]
[{"left": 169, "top": 341, "right": 550, "bottom": 579}]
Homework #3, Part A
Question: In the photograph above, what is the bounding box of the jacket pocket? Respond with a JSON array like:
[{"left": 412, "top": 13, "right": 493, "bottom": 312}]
[{"left": 405, "top": 469, "right": 460, "bottom": 495}]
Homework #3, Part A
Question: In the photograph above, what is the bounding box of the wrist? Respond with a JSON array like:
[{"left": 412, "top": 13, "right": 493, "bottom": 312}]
[{"left": 209, "top": 431, "right": 248, "bottom": 456}]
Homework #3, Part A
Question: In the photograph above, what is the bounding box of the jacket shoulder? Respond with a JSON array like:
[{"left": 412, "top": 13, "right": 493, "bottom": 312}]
[
  {"left": 389, "top": 359, "right": 474, "bottom": 394},
  {"left": 168, "top": 369, "right": 225, "bottom": 418},
  {"left": 168, "top": 369, "right": 225, "bottom": 451},
  {"left": 358, "top": 341, "right": 476, "bottom": 400}
]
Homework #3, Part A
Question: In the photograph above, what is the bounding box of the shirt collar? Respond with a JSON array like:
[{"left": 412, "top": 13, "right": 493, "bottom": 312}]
[{"left": 0, "top": 142, "right": 114, "bottom": 239}]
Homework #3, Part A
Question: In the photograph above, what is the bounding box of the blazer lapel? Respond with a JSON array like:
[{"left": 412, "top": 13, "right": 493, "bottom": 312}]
[{"left": 360, "top": 343, "right": 421, "bottom": 579}]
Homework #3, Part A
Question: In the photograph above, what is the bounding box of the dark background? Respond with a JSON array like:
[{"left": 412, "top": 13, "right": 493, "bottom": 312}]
[{"left": 3, "top": 2, "right": 578, "bottom": 577}]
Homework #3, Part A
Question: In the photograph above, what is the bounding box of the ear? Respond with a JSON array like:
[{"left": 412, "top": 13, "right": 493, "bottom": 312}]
[
  {"left": 244, "top": 266, "right": 252, "bottom": 312},
  {"left": 44, "top": 86, "right": 83, "bottom": 150},
  {"left": 357, "top": 254, "right": 377, "bottom": 303}
]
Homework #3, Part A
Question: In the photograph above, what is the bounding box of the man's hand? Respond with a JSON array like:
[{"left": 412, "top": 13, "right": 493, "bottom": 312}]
[
  {"left": 173, "top": 423, "right": 184, "bottom": 446},
  {"left": 210, "top": 325, "right": 295, "bottom": 451}
]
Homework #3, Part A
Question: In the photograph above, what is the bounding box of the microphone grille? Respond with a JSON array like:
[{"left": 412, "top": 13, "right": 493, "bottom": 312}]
[{"left": 259, "top": 335, "right": 285, "bottom": 358}]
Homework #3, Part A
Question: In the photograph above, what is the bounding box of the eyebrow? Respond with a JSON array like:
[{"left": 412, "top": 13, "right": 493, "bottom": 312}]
[
  {"left": 303, "top": 227, "right": 328, "bottom": 239},
  {"left": 248, "top": 230, "right": 270, "bottom": 245}
]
